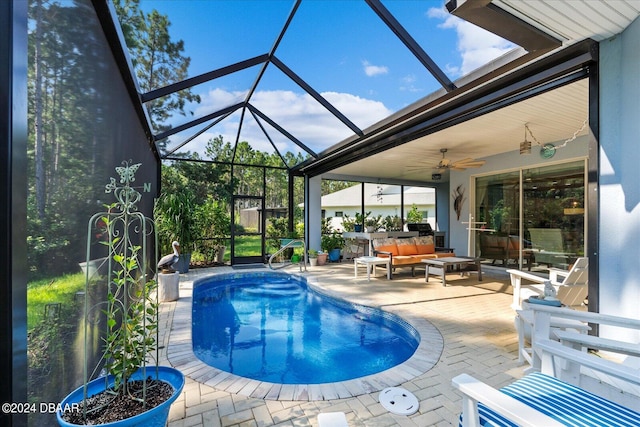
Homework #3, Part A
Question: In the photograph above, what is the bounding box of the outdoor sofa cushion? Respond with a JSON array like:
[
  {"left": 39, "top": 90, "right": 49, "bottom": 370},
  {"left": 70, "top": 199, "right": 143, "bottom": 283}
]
[{"left": 372, "top": 236, "right": 455, "bottom": 275}]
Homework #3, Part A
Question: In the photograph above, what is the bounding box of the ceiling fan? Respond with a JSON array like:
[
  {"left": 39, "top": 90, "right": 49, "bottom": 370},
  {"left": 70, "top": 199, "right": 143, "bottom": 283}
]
[
  {"left": 406, "top": 148, "right": 486, "bottom": 172},
  {"left": 433, "top": 148, "right": 486, "bottom": 170}
]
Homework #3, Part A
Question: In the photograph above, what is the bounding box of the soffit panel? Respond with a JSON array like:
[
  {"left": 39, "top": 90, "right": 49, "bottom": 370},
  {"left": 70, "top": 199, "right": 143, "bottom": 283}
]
[
  {"left": 494, "top": 0, "right": 640, "bottom": 43},
  {"left": 329, "top": 79, "right": 588, "bottom": 183}
]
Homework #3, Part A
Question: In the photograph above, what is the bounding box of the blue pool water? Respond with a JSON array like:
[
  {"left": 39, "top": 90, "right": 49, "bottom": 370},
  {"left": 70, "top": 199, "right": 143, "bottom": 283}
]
[{"left": 192, "top": 271, "right": 420, "bottom": 384}]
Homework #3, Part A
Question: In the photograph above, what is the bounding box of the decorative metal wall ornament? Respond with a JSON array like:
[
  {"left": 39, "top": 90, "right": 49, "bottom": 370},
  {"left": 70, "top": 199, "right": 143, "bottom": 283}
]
[
  {"left": 452, "top": 185, "right": 466, "bottom": 221},
  {"left": 540, "top": 143, "right": 556, "bottom": 159}
]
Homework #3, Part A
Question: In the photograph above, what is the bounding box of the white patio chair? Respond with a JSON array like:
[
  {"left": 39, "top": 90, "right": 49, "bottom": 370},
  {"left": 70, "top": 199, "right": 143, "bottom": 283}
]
[
  {"left": 509, "top": 258, "right": 589, "bottom": 368},
  {"left": 507, "top": 256, "right": 588, "bottom": 310}
]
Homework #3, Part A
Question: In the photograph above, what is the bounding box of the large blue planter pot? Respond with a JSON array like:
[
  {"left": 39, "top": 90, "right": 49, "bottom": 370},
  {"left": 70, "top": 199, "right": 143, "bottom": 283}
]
[
  {"left": 56, "top": 366, "right": 184, "bottom": 427},
  {"left": 328, "top": 248, "right": 341, "bottom": 262}
]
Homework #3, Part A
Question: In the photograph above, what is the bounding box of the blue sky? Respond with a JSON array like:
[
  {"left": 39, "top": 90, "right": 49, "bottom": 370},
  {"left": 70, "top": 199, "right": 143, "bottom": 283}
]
[{"left": 137, "top": 0, "right": 515, "bottom": 159}]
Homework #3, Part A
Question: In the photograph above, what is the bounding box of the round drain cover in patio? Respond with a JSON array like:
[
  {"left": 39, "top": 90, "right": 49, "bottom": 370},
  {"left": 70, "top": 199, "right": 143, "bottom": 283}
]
[{"left": 379, "top": 387, "right": 419, "bottom": 415}]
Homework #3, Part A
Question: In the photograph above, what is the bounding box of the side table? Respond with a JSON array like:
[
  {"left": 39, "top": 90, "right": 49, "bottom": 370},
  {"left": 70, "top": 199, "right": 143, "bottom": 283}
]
[{"left": 354, "top": 256, "right": 391, "bottom": 281}]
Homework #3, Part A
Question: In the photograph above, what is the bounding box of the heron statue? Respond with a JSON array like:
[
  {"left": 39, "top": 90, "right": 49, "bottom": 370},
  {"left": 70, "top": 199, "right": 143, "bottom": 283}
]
[{"left": 158, "top": 241, "right": 180, "bottom": 273}]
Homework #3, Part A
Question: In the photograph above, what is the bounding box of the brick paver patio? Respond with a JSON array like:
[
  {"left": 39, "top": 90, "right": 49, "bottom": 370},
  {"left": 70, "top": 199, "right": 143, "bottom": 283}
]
[{"left": 159, "top": 262, "right": 524, "bottom": 427}]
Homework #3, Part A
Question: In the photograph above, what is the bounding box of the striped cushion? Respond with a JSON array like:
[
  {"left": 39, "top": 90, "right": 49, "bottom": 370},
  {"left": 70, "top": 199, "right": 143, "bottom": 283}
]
[{"left": 460, "top": 372, "right": 640, "bottom": 427}]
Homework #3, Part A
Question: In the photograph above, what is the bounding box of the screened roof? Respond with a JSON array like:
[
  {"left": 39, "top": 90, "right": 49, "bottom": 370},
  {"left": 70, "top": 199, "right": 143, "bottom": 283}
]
[
  {"left": 121, "top": 0, "right": 521, "bottom": 169},
  {"left": 112, "top": 0, "right": 639, "bottom": 179}
]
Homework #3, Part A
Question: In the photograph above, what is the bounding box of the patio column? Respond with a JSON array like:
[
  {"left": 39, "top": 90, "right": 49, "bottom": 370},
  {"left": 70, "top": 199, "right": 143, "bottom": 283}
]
[
  {"left": 1, "top": 1, "right": 28, "bottom": 425},
  {"left": 307, "top": 176, "right": 322, "bottom": 252}
]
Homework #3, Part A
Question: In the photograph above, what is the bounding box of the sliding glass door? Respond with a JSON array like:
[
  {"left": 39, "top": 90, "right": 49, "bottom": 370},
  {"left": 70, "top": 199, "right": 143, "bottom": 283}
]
[
  {"left": 523, "top": 162, "right": 585, "bottom": 269},
  {"left": 475, "top": 171, "right": 521, "bottom": 267},
  {"left": 474, "top": 160, "right": 586, "bottom": 270}
]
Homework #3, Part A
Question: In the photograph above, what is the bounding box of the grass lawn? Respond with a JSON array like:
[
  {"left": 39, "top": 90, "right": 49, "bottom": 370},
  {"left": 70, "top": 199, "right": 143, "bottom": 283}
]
[
  {"left": 27, "top": 273, "right": 85, "bottom": 331},
  {"left": 235, "top": 235, "right": 266, "bottom": 257}
]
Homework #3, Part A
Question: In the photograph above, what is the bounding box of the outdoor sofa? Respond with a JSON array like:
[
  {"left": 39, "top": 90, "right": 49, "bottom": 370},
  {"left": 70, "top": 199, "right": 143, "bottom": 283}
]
[{"left": 372, "top": 236, "right": 455, "bottom": 278}]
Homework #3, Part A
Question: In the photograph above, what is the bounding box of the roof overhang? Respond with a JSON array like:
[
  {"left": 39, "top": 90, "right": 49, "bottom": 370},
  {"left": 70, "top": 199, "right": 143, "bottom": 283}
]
[
  {"left": 295, "top": 38, "right": 597, "bottom": 178},
  {"left": 445, "top": 0, "right": 562, "bottom": 52}
]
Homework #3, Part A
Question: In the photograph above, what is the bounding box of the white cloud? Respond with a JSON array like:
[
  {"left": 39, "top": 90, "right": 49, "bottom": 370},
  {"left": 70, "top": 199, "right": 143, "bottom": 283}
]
[
  {"left": 427, "top": 6, "right": 515, "bottom": 77},
  {"left": 400, "top": 74, "right": 421, "bottom": 93},
  {"left": 193, "top": 87, "right": 247, "bottom": 117},
  {"left": 362, "top": 60, "right": 389, "bottom": 77},
  {"left": 170, "top": 88, "right": 392, "bottom": 157}
]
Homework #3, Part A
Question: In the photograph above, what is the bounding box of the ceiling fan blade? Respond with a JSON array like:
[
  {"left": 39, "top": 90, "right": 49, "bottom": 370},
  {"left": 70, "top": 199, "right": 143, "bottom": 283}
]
[
  {"left": 452, "top": 159, "right": 486, "bottom": 168},
  {"left": 452, "top": 158, "right": 475, "bottom": 164}
]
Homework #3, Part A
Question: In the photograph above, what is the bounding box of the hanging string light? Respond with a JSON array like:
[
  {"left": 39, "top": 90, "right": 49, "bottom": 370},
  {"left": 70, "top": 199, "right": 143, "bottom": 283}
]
[{"left": 520, "top": 119, "right": 588, "bottom": 157}]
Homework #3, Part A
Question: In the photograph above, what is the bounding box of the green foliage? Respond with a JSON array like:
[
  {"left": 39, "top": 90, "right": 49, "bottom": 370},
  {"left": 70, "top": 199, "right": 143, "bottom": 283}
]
[
  {"left": 27, "top": 0, "right": 197, "bottom": 280},
  {"left": 341, "top": 214, "right": 355, "bottom": 232},
  {"left": 113, "top": 0, "right": 200, "bottom": 137},
  {"left": 407, "top": 204, "right": 423, "bottom": 223},
  {"left": 102, "top": 235, "right": 157, "bottom": 393},
  {"left": 383, "top": 215, "right": 403, "bottom": 231},
  {"left": 266, "top": 217, "right": 288, "bottom": 251},
  {"left": 154, "top": 190, "right": 198, "bottom": 253},
  {"left": 365, "top": 214, "right": 383, "bottom": 231},
  {"left": 321, "top": 180, "right": 358, "bottom": 196},
  {"left": 96, "top": 164, "right": 158, "bottom": 397},
  {"left": 489, "top": 199, "right": 512, "bottom": 234},
  {"left": 321, "top": 217, "right": 334, "bottom": 235},
  {"left": 321, "top": 233, "right": 345, "bottom": 252},
  {"left": 342, "top": 211, "right": 372, "bottom": 232},
  {"left": 194, "top": 196, "right": 230, "bottom": 262}
]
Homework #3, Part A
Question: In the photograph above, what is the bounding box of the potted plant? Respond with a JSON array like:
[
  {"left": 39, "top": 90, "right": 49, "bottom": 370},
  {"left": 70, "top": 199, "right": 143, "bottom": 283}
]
[
  {"left": 407, "top": 204, "right": 423, "bottom": 224},
  {"left": 382, "top": 215, "right": 403, "bottom": 232},
  {"left": 308, "top": 249, "right": 318, "bottom": 266},
  {"left": 321, "top": 233, "right": 345, "bottom": 262},
  {"left": 365, "top": 215, "right": 382, "bottom": 233},
  {"left": 57, "top": 162, "right": 184, "bottom": 426},
  {"left": 316, "top": 251, "right": 328, "bottom": 265},
  {"left": 354, "top": 211, "right": 371, "bottom": 233}
]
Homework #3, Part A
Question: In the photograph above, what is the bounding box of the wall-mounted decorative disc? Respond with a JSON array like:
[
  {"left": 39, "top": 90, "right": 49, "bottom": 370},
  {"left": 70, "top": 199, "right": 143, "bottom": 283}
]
[{"left": 540, "top": 143, "right": 556, "bottom": 159}]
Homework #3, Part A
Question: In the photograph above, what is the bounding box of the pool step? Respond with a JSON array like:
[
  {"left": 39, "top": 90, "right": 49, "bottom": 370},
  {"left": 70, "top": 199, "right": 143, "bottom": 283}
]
[{"left": 242, "top": 283, "right": 301, "bottom": 297}]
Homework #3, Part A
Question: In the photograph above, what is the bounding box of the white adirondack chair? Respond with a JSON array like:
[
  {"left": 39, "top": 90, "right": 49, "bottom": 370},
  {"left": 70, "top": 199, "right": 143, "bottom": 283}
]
[{"left": 507, "top": 256, "right": 588, "bottom": 310}]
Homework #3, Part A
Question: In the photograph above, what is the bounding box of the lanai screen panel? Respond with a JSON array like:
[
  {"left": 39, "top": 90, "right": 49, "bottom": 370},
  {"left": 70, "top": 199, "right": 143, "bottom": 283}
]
[
  {"left": 121, "top": 0, "right": 519, "bottom": 169},
  {"left": 26, "top": 0, "right": 159, "bottom": 425}
]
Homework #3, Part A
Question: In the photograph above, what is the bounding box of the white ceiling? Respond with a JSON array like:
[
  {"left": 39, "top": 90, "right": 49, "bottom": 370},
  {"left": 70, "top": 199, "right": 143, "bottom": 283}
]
[
  {"left": 326, "top": 1, "right": 639, "bottom": 184},
  {"left": 494, "top": 0, "right": 640, "bottom": 43}
]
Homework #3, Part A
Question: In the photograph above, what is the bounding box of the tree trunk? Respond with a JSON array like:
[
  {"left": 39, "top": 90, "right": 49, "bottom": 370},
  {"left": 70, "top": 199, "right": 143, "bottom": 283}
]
[{"left": 34, "top": 0, "right": 46, "bottom": 220}]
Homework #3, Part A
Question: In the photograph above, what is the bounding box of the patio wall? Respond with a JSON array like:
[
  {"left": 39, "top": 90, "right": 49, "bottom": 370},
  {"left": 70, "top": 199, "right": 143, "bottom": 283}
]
[{"left": 599, "top": 15, "right": 640, "bottom": 341}]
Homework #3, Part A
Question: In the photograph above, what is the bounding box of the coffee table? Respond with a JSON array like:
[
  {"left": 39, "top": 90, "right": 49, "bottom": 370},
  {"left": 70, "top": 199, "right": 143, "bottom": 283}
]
[
  {"left": 423, "top": 257, "right": 482, "bottom": 286},
  {"left": 354, "top": 256, "right": 391, "bottom": 281}
]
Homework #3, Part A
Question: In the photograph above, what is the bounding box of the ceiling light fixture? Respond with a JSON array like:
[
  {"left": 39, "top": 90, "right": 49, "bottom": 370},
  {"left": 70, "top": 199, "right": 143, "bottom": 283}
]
[{"left": 519, "top": 124, "right": 531, "bottom": 154}]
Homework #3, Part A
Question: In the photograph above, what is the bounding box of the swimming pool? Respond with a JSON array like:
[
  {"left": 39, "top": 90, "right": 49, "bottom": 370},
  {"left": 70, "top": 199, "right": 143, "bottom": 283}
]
[{"left": 192, "top": 271, "right": 420, "bottom": 384}]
